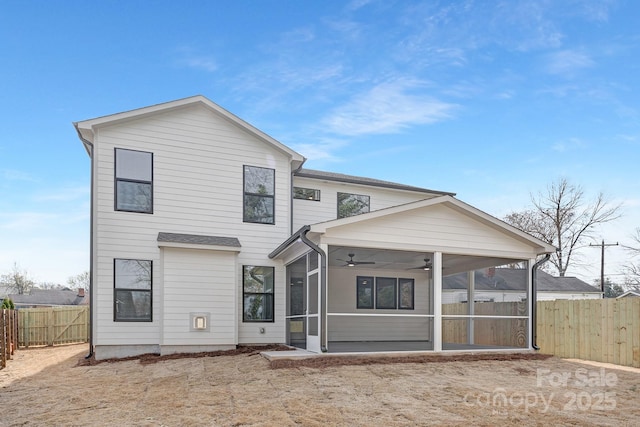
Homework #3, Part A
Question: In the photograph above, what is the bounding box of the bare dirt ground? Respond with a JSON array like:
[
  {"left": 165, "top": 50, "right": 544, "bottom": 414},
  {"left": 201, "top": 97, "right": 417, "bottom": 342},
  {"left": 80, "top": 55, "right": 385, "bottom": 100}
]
[{"left": 1, "top": 344, "right": 639, "bottom": 426}]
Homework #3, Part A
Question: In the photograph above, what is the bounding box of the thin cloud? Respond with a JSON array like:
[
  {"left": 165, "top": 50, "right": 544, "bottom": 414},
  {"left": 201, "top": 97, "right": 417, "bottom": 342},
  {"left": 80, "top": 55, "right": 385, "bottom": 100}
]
[
  {"left": 0, "top": 212, "right": 57, "bottom": 231},
  {"left": 322, "top": 79, "right": 457, "bottom": 136},
  {"left": 33, "top": 186, "right": 89, "bottom": 202},
  {"left": 2, "top": 169, "right": 36, "bottom": 182},
  {"left": 291, "top": 137, "right": 348, "bottom": 163},
  {"left": 545, "top": 50, "right": 595, "bottom": 75},
  {"left": 174, "top": 47, "right": 218, "bottom": 72},
  {"left": 551, "top": 137, "right": 586, "bottom": 152}
]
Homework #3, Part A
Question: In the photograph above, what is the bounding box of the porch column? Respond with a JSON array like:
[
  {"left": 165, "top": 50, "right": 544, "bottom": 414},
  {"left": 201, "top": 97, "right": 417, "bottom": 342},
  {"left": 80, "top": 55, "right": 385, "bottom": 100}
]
[
  {"left": 528, "top": 258, "right": 535, "bottom": 350},
  {"left": 320, "top": 243, "right": 329, "bottom": 352},
  {"left": 433, "top": 251, "right": 443, "bottom": 352},
  {"left": 467, "top": 271, "right": 475, "bottom": 345}
]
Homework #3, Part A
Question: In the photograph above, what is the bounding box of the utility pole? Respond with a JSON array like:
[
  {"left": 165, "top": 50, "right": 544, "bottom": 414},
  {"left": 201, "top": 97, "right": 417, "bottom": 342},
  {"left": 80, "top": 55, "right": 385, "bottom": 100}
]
[{"left": 589, "top": 239, "right": 619, "bottom": 297}]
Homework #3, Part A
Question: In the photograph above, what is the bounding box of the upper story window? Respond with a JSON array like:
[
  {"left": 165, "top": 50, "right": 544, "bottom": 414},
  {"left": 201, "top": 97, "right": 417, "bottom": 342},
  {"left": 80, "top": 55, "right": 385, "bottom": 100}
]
[
  {"left": 114, "top": 259, "right": 152, "bottom": 322},
  {"left": 337, "top": 192, "right": 370, "bottom": 219},
  {"left": 244, "top": 165, "right": 275, "bottom": 224},
  {"left": 293, "top": 187, "right": 321, "bottom": 201},
  {"left": 115, "top": 148, "right": 153, "bottom": 213}
]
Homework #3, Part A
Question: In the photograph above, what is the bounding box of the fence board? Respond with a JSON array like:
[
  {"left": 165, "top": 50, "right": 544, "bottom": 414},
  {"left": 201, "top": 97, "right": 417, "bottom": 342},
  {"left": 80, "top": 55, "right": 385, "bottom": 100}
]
[
  {"left": 18, "top": 306, "right": 89, "bottom": 348},
  {"left": 537, "top": 298, "right": 640, "bottom": 368}
]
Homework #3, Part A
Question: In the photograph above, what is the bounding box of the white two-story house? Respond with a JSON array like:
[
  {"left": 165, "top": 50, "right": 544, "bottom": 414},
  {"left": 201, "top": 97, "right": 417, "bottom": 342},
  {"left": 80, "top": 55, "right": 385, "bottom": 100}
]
[{"left": 75, "top": 96, "right": 555, "bottom": 360}]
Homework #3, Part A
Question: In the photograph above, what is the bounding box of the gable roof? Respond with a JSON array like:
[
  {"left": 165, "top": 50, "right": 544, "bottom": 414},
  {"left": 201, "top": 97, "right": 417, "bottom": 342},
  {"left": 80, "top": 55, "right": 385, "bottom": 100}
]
[
  {"left": 74, "top": 95, "right": 306, "bottom": 169},
  {"left": 295, "top": 168, "right": 454, "bottom": 196},
  {"left": 617, "top": 289, "right": 640, "bottom": 299},
  {"left": 443, "top": 269, "right": 600, "bottom": 293},
  {"left": 310, "top": 195, "right": 556, "bottom": 254}
]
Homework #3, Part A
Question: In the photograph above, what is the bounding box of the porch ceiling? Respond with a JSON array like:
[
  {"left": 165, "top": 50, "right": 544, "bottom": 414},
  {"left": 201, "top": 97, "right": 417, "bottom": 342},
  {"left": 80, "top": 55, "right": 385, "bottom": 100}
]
[{"left": 328, "top": 246, "right": 522, "bottom": 276}]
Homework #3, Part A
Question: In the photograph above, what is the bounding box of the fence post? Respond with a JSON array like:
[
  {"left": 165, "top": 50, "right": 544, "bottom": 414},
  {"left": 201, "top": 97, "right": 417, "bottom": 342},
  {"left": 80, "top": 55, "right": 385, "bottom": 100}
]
[{"left": 1, "top": 310, "right": 6, "bottom": 369}]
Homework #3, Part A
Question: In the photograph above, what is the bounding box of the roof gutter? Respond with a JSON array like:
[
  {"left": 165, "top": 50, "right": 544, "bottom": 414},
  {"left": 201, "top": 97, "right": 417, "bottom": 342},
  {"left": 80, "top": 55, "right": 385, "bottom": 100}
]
[
  {"left": 269, "top": 225, "right": 328, "bottom": 353},
  {"left": 74, "top": 124, "right": 94, "bottom": 360},
  {"left": 531, "top": 253, "right": 551, "bottom": 351}
]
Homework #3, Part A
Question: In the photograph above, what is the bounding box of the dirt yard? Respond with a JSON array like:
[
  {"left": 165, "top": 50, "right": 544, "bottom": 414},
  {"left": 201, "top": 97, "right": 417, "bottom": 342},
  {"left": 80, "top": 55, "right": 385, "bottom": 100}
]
[{"left": 1, "top": 344, "right": 639, "bottom": 426}]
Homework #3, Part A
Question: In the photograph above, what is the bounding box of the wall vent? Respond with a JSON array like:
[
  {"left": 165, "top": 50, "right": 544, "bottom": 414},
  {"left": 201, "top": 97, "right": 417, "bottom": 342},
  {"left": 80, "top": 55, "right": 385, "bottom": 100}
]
[{"left": 190, "top": 313, "right": 210, "bottom": 332}]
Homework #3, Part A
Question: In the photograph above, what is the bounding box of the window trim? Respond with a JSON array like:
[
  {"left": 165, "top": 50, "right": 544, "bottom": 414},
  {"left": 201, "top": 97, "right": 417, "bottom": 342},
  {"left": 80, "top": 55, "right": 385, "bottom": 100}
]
[
  {"left": 242, "top": 265, "right": 275, "bottom": 323},
  {"left": 337, "top": 192, "right": 370, "bottom": 219},
  {"left": 113, "top": 258, "right": 153, "bottom": 322},
  {"left": 243, "top": 165, "right": 276, "bottom": 224},
  {"left": 293, "top": 187, "right": 321, "bottom": 201},
  {"left": 114, "top": 148, "right": 153, "bottom": 214}
]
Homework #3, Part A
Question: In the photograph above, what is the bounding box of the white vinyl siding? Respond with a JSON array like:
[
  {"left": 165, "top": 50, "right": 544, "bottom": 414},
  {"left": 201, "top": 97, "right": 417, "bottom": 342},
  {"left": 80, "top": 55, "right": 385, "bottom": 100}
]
[
  {"left": 327, "top": 268, "right": 431, "bottom": 342},
  {"left": 292, "top": 176, "right": 436, "bottom": 229},
  {"left": 161, "top": 248, "right": 236, "bottom": 346},
  {"left": 319, "top": 204, "right": 537, "bottom": 258},
  {"left": 92, "top": 104, "right": 290, "bottom": 347}
]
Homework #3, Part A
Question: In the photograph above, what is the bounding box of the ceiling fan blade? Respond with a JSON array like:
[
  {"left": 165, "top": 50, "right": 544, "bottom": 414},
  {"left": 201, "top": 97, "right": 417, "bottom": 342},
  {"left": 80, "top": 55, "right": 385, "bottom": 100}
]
[{"left": 353, "top": 261, "right": 375, "bottom": 265}]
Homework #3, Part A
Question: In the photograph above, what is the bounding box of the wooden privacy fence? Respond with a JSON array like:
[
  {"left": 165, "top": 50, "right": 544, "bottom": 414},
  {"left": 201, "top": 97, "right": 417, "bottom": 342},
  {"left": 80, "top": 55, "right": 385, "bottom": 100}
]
[
  {"left": 1, "top": 309, "right": 18, "bottom": 369},
  {"left": 442, "top": 302, "right": 528, "bottom": 348},
  {"left": 536, "top": 298, "right": 640, "bottom": 368},
  {"left": 18, "top": 306, "right": 89, "bottom": 348}
]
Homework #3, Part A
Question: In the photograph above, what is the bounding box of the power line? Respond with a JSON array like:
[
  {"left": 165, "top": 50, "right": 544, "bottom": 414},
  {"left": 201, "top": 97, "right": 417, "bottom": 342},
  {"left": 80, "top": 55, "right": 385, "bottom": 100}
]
[{"left": 589, "top": 239, "right": 619, "bottom": 296}]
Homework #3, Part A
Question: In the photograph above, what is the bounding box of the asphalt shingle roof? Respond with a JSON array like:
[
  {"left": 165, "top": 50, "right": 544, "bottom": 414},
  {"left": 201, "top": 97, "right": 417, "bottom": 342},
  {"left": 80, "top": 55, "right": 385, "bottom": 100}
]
[
  {"left": 157, "top": 232, "right": 241, "bottom": 247},
  {"left": 295, "top": 168, "right": 455, "bottom": 196},
  {"left": 443, "top": 268, "right": 600, "bottom": 293}
]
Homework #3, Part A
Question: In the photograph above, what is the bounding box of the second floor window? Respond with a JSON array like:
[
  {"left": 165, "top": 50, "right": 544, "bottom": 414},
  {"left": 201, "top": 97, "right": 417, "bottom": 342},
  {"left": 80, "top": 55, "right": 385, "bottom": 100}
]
[
  {"left": 293, "top": 187, "right": 321, "bottom": 201},
  {"left": 115, "top": 148, "right": 153, "bottom": 213},
  {"left": 337, "top": 192, "right": 370, "bottom": 219},
  {"left": 244, "top": 165, "right": 275, "bottom": 224}
]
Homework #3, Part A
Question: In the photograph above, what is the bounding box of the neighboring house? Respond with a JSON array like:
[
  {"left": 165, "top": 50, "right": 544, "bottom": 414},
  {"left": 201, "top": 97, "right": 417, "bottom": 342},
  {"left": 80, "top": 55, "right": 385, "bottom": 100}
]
[
  {"left": 443, "top": 269, "right": 602, "bottom": 303},
  {"left": 9, "top": 288, "right": 88, "bottom": 309},
  {"left": 617, "top": 290, "right": 640, "bottom": 299},
  {"left": 74, "top": 95, "right": 556, "bottom": 360}
]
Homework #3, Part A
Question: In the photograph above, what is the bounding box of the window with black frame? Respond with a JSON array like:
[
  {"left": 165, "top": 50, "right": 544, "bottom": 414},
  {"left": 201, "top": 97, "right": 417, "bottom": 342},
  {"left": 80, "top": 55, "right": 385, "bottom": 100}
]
[
  {"left": 398, "top": 278, "right": 415, "bottom": 310},
  {"left": 115, "top": 148, "right": 153, "bottom": 213},
  {"left": 243, "top": 265, "right": 274, "bottom": 322},
  {"left": 376, "top": 277, "right": 397, "bottom": 309},
  {"left": 114, "top": 259, "right": 152, "bottom": 322},
  {"left": 244, "top": 166, "right": 275, "bottom": 224},
  {"left": 356, "top": 276, "right": 374, "bottom": 309},
  {"left": 293, "top": 187, "right": 321, "bottom": 201},
  {"left": 337, "top": 192, "right": 370, "bottom": 219}
]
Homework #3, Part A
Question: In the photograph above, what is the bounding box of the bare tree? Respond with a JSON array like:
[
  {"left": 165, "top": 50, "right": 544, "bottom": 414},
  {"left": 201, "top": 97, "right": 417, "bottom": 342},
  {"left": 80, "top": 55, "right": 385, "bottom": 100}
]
[
  {"left": 504, "top": 178, "right": 621, "bottom": 276},
  {"left": 622, "top": 228, "right": 640, "bottom": 287},
  {"left": 67, "top": 271, "right": 90, "bottom": 292},
  {"left": 0, "top": 262, "right": 35, "bottom": 295}
]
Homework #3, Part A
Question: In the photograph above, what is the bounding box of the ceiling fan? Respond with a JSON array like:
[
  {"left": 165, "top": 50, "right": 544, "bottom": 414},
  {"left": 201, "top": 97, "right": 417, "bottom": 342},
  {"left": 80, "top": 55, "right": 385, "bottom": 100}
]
[
  {"left": 411, "top": 258, "right": 432, "bottom": 270},
  {"left": 338, "top": 253, "right": 375, "bottom": 267}
]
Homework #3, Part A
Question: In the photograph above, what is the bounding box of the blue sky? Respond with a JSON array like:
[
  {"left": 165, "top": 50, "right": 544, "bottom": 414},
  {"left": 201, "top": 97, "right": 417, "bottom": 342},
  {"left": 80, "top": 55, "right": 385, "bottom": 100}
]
[{"left": 1, "top": 0, "right": 638, "bottom": 286}]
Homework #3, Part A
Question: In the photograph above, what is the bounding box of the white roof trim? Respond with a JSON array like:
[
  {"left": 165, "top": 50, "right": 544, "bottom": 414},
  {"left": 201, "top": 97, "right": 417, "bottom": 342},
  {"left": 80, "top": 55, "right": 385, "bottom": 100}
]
[
  {"left": 309, "top": 195, "right": 556, "bottom": 254},
  {"left": 73, "top": 95, "right": 305, "bottom": 166}
]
